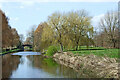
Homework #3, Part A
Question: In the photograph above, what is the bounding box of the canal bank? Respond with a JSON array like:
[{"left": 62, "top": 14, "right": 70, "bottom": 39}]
[{"left": 53, "top": 52, "right": 119, "bottom": 78}]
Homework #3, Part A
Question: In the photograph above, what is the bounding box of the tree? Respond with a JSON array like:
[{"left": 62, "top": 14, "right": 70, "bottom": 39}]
[
  {"left": 41, "top": 22, "right": 56, "bottom": 51},
  {"left": 61, "top": 10, "right": 94, "bottom": 50},
  {"left": 24, "top": 37, "right": 31, "bottom": 45},
  {"left": 1, "top": 9, "right": 20, "bottom": 49},
  {"left": 25, "top": 25, "right": 36, "bottom": 50},
  {"left": 47, "top": 12, "right": 65, "bottom": 52},
  {"left": 19, "top": 34, "right": 24, "bottom": 45},
  {"left": 34, "top": 22, "right": 48, "bottom": 51},
  {"left": 11, "top": 28, "right": 20, "bottom": 47},
  {"left": 99, "top": 11, "right": 118, "bottom": 48},
  {"left": 40, "top": 10, "right": 94, "bottom": 52}
]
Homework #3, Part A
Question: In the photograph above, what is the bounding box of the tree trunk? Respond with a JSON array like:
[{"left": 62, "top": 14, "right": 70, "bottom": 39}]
[
  {"left": 76, "top": 45, "right": 78, "bottom": 51},
  {"left": 87, "top": 45, "right": 89, "bottom": 49},
  {"left": 60, "top": 42, "right": 63, "bottom": 52},
  {"left": 59, "top": 33, "right": 63, "bottom": 52},
  {"left": 75, "top": 40, "right": 79, "bottom": 51},
  {"left": 112, "top": 39, "right": 116, "bottom": 48},
  {"left": 113, "top": 42, "right": 116, "bottom": 48}
]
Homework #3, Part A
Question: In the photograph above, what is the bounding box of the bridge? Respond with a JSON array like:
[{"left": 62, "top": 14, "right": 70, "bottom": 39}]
[
  {"left": 17, "top": 44, "right": 32, "bottom": 51},
  {"left": 1, "top": 44, "right": 33, "bottom": 55},
  {"left": 22, "top": 44, "right": 32, "bottom": 51},
  {"left": 22, "top": 44, "right": 32, "bottom": 48},
  {"left": 2, "top": 44, "right": 33, "bottom": 53}
]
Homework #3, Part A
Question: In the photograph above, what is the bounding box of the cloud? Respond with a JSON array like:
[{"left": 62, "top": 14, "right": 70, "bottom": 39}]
[
  {"left": 0, "top": 3, "right": 2, "bottom": 8},
  {"left": 21, "top": 1, "right": 35, "bottom": 6},
  {"left": 2, "top": 10, "right": 10, "bottom": 16},
  {"left": 0, "top": 0, "right": 119, "bottom": 2},
  {"left": 0, "top": 0, "right": 119, "bottom": 10},
  {"left": 9, "top": 17, "right": 19, "bottom": 27},
  {"left": 10, "top": 17, "right": 19, "bottom": 21},
  {"left": 91, "top": 14, "right": 105, "bottom": 31},
  {"left": 19, "top": 1, "right": 35, "bottom": 9},
  {"left": 20, "top": 5, "right": 24, "bottom": 8}
]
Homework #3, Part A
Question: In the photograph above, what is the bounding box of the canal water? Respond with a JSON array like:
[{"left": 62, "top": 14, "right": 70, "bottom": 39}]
[{"left": 2, "top": 51, "right": 83, "bottom": 78}]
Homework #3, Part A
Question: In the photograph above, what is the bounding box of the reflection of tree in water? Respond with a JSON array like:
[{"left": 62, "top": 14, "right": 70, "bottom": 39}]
[
  {"left": 2, "top": 54, "right": 21, "bottom": 78},
  {"left": 27, "top": 55, "right": 83, "bottom": 78}
]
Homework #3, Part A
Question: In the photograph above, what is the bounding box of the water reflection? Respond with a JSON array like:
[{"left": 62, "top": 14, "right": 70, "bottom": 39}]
[
  {"left": 2, "top": 54, "right": 20, "bottom": 78},
  {"left": 2, "top": 52, "right": 89, "bottom": 78},
  {"left": 10, "top": 55, "right": 63, "bottom": 78},
  {"left": 27, "top": 55, "right": 80, "bottom": 78}
]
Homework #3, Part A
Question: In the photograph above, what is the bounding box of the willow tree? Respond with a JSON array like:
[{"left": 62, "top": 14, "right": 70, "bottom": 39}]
[
  {"left": 66, "top": 10, "right": 94, "bottom": 50},
  {"left": 40, "top": 10, "right": 94, "bottom": 52},
  {"left": 41, "top": 24, "right": 56, "bottom": 50},
  {"left": 47, "top": 12, "right": 65, "bottom": 52}
]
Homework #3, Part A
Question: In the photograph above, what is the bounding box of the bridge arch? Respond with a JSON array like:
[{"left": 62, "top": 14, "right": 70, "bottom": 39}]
[{"left": 22, "top": 44, "right": 32, "bottom": 51}]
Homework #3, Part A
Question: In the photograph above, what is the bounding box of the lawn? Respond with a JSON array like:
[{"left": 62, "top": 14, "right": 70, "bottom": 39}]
[
  {"left": 76, "top": 46, "right": 105, "bottom": 50},
  {"left": 69, "top": 47, "right": 119, "bottom": 58},
  {"left": 43, "top": 46, "right": 119, "bottom": 58},
  {"left": 55, "top": 46, "right": 119, "bottom": 58}
]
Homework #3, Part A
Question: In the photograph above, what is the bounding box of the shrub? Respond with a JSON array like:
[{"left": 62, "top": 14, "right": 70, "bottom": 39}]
[{"left": 46, "top": 46, "right": 58, "bottom": 56}]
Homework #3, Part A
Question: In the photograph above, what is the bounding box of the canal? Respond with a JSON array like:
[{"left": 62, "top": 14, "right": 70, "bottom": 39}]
[{"left": 2, "top": 51, "right": 83, "bottom": 78}]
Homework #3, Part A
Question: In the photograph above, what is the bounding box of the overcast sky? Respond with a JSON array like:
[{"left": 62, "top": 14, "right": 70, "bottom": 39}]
[{"left": 0, "top": 0, "right": 118, "bottom": 38}]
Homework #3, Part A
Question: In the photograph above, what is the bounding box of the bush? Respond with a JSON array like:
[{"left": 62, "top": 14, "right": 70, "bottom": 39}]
[{"left": 46, "top": 46, "right": 58, "bottom": 56}]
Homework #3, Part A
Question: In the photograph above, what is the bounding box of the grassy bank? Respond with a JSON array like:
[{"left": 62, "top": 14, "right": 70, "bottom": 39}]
[
  {"left": 43, "top": 46, "right": 119, "bottom": 58},
  {"left": 67, "top": 46, "right": 119, "bottom": 58},
  {"left": 0, "top": 49, "right": 22, "bottom": 55}
]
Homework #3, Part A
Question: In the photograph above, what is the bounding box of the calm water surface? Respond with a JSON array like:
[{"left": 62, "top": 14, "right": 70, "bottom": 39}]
[{"left": 2, "top": 51, "right": 83, "bottom": 78}]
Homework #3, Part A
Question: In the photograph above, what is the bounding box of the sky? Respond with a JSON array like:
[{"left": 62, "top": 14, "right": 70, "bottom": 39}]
[{"left": 0, "top": 0, "right": 119, "bottom": 38}]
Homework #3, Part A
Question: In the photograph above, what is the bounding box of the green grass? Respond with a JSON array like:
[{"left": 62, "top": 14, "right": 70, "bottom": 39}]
[
  {"left": 44, "top": 45, "right": 119, "bottom": 58},
  {"left": 70, "top": 48, "right": 119, "bottom": 58},
  {"left": 62, "top": 46, "right": 119, "bottom": 58},
  {"left": 0, "top": 49, "right": 21, "bottom": 55},
  {"left": 79, "top": 46, "right": 105, "bottom": 49},
  {"left": 62, "top": 46, "right": 105, "bottom": 52}
]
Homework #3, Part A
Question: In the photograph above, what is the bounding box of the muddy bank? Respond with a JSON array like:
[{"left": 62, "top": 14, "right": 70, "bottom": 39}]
[{"left": 53, "top": 52, "right": 119, "bottom": 78}]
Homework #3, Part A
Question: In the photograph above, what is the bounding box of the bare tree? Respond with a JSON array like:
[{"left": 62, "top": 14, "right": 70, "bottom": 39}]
[
  {"left": 19, "top": 34, "right": 24, "bottom": 45},
  {"left": 25, "top": 25, "right": 36, "bottom": 50},
  {"left": 99, "top": 11, "right": 118, "bottom": 48}
]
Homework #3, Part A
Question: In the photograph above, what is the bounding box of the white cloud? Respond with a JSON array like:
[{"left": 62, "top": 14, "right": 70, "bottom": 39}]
[
  {"left": 10, "top": 17, "right": 19, "bottom": 21},
  {"left": 0, "top": 3, "right": 2, "bottom": 8},
  {"left": 21, "top": 1, "right": 35, "bottom": 6},
  {"left": 19, "top": 1, "right": 35, "bottom": 9},
  {"left": 2, "top": 10, "right": 10, "bottom": 16},
  {"left": 20, "top": 5, "right": 24, "bottom": 8},
  {"left": 0, "top": 0, "right": 119, "bottom": 2},
  {"left": 0, "top": 0, "right": 119, "bottom": 9},
  {"left": 18, "top": 1, "right": 35, "bottom": 9},
  {"left": 14, "top": 17, "right": 19, "bottom": 21},
  {"left": 92, "top": 14, "right": 105, "bottom": 31}
]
